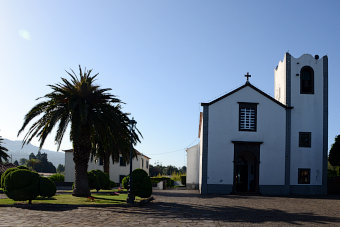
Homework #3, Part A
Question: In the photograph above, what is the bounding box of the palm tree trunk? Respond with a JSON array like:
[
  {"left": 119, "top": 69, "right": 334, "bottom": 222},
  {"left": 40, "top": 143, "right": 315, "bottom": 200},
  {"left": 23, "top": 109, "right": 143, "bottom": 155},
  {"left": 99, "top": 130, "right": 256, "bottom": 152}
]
[
  {"left": 103, "top": 152, "right": 110, "bottom": 174},
  {"left": 72, "top": 129, "right": 91, "bottom": 197}
]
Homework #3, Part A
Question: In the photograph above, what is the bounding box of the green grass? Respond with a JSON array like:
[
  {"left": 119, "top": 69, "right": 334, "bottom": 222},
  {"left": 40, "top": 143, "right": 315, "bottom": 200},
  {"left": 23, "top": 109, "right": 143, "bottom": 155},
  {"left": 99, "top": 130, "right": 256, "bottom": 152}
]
[{"left": 0, "top": 193, "right": 140, "bottom": 205}]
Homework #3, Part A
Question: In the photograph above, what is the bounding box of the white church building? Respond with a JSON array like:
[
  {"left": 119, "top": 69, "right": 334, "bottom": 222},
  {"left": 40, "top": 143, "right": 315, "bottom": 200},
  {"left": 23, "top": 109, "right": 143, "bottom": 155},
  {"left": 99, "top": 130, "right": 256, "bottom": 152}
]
[
  {"left": 186, "top": 53, "right": 328, "bottom": 195},
  {"left": 64, "top": 149, "right": 150, "bottom": 184}
]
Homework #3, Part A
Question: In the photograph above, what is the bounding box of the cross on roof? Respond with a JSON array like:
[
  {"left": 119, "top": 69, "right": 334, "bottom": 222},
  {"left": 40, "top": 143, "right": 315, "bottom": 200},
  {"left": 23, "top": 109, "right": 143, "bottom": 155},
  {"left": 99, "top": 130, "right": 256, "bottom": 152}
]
[{"left": 245, "top": 72, "right": 251, "bottom": 83}]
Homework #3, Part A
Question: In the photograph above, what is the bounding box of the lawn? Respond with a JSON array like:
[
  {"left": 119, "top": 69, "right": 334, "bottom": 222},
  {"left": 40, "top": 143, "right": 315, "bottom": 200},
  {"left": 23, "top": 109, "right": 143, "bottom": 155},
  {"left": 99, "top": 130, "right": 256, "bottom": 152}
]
[{"left": 0, "top": 193, "right": 141, "bottom": 205}]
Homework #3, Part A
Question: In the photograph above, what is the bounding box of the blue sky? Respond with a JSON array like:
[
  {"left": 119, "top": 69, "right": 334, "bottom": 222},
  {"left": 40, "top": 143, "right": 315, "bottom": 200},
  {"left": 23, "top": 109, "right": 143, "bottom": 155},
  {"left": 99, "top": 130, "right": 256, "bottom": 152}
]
[{"left": 0, "top": 1, "right": 339, "bottom": 168}]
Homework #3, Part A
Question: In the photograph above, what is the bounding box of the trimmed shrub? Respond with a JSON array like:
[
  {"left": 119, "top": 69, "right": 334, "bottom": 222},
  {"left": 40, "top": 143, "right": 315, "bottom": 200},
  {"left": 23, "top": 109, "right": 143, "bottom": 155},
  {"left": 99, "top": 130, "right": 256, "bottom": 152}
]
[
  {"left": 130, "top": 169, "right": 152, "bottom": 198},
  {"left": 0, "top": 166, "right": 28, "bottom": 188},
  {"left": 3, "top": 169, "right": 40, "bottom": 204},
  {"left": 39, "top": 177, "right": 56, "bottom": 197},
  {"left": 122, "top": 175, "right": 129, "bottom": 189},
  {"left": 49, "top": 173, "right": 64, "bottom": 183},
  {"left": 1, "top": 167, "right": 18, "bottom": 188},
  {"left": 88, "top": 170, "right": 111, "bottom": 192},
  {"left": 180, "top": 175, "right": 186, "bottom": 186}
]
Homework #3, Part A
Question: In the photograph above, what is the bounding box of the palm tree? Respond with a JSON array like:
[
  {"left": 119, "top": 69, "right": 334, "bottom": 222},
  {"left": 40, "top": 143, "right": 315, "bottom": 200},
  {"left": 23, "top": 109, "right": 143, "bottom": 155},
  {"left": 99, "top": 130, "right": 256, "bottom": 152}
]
[
  {"left": 0, "top": 136, "right": 9, "bottom": 163},
  {"left": 18, "top": 66, "right": 137, "bottom": 197},
  {"left": 91, "top": 122, "right": 139, "bottom": 175}
]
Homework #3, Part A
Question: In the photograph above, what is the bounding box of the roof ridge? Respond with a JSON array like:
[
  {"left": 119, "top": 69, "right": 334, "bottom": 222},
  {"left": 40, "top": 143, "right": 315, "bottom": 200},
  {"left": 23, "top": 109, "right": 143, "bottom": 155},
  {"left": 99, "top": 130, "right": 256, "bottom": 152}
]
[{"left": 201, "top": 82, "right": 291, "bottom": 109}]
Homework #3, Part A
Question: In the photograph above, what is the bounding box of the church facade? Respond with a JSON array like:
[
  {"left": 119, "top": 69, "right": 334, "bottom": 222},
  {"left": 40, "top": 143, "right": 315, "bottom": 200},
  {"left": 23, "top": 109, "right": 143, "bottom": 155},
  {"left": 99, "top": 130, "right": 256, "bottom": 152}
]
[{"left": 186, "top": 53, "right": 328, "bottom": 195}]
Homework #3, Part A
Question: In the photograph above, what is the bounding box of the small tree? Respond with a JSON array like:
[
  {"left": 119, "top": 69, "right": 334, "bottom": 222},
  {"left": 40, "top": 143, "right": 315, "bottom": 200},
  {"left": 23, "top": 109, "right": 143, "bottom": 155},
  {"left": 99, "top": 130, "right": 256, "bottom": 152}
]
[
  {"left": 57, "top": 164, "right": 65, "bottom": 173},
  {"left": 329, "top": 135, "right": 340, "bottom": 175},
  {"left": 19, "top": 158, "right": 28, "bottom": 165}
]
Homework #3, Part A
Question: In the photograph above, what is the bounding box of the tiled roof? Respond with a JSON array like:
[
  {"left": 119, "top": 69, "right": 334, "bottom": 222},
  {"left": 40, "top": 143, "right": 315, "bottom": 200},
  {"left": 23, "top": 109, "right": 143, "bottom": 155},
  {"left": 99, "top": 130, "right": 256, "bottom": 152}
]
[{"left": 0, "top": 163, "right": 17, "bottom": 175}]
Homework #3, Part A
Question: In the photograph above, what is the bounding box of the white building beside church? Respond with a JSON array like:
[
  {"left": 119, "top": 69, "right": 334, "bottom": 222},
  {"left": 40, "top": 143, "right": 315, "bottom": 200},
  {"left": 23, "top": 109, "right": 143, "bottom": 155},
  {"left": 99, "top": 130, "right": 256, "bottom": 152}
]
[
  {"left": 64, "top": 149, "right": 150, "bottom": 184},
  {"left": 187, "top": 53, "right": 328, "bottom": 195}
]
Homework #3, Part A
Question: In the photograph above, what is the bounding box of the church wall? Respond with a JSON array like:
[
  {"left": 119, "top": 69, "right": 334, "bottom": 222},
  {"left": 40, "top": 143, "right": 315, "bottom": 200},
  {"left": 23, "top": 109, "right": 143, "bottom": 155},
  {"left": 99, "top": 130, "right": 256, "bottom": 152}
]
[
  {"left": 199, "top": 120, "right": 203, "bottom": 191},
  {"left": 64, "top": 151, "right": 75, "bottom": 182},
  {"left": 186, "top": 144, "right": 200, "bottom": 189},
  {"left": 289, "top": 54, "right": 325, "bottom": 186},
  {"left": 207, "top": 86, "right": 286, "bottom": 188},
  {"left": 274, "top": 54, "right": 287, "bottom": 104}
]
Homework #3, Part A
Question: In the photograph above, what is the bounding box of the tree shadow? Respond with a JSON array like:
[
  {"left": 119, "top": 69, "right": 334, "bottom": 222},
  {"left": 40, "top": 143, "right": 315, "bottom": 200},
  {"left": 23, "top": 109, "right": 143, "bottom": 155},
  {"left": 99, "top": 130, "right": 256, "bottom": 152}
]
[
  {"left": 35, "top": 197, "right": 57, "bottom": 200},
  {"left": 155, "top": 190, "right": 340, "bottom": 200},
  {"left": 152, "top": 191, "right": 201, "bottom": 198},
  {"left": 0, "top": 203, "right": 130, "bottom": 212},
  {"left": 97, "top": 200, "right": 340, "bottom": 225}
]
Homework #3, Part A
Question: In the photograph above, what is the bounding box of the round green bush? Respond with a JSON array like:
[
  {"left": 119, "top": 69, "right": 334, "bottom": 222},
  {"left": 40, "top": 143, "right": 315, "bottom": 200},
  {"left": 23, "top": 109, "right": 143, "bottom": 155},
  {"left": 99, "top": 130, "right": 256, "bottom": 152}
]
[
  {"left": 122, "top": 175, "right": 129, "bottom": 189},
  {"left": 3, "top": 169, "right": 40, "bottom": 203},
  {"left": 39, "top": 177, "right": 56, "bottom": 197},
  {"left": 49, "top": 173, "right": 64, "bottom": 183},
  {"left": 88, "top": 170, "right": 111, "bottom": 192},
  {"left": 0, "top": 166, "right": 29, "bottom": 188},
  {"left": 1, "top": 167, "right": 17, "bottom": 188},
  {"left": 130, "top": 169, "right": 152, "bottom": 198}
]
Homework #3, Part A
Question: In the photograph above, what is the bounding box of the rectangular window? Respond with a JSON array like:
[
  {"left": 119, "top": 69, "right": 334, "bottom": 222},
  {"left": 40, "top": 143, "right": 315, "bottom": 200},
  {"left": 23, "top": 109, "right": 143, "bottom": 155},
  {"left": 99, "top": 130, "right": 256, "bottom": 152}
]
[
  {"left": 299, "top": 132, "right": 311, "bottom": 147},
  {"left": 120, "top": 157, "right": 126, "bottom": 166},
  {"left": 142, "top": 158, "right": 144, "bottom": 168},
  {"left": 146, "top": 160, "right": 149, "bottom": 169},
  {"left": 239, "top": 102, "right": 257, "bottom": 131},
  {"left": 298, "top": 168, "right": 310, "bottom": 184},
  {"left": 99, "top": 157, "right": 103, "bottom": 166}
]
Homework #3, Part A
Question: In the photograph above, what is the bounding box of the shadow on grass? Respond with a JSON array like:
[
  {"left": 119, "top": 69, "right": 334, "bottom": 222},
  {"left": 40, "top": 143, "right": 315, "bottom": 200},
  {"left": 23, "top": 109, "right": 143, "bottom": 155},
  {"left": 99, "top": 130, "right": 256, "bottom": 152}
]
[
  {"left": 91, "top": 196, "right": 125, "bottom": 202},
  {"left": 35, "top": 197, "right": 57, "bottom": 200}
]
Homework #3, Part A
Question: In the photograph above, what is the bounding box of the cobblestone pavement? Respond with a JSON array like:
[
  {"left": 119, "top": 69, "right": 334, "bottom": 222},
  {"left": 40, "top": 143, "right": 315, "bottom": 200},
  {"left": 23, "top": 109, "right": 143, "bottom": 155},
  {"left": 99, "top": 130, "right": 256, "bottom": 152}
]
[{"left": 1, "top": 190, "right": 340, "bottom": 226}]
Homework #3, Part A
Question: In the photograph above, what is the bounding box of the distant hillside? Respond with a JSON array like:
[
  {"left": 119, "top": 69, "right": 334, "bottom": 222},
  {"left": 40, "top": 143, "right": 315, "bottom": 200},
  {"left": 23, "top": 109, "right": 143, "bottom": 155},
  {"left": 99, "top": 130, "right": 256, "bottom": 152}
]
[{"left": 2, "top": 138, "right": 65, "bottom": 167}]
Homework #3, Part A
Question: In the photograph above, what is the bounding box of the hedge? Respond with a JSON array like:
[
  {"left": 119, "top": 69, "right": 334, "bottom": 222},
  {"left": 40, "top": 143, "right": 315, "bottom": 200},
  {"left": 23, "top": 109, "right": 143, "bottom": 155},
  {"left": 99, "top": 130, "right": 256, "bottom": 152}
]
[
  {"left": 49, "top": 173, "right": 64, "bottom": 183},
  {"left": 150, "top": 176, "right": 174, "bottom": 188}
]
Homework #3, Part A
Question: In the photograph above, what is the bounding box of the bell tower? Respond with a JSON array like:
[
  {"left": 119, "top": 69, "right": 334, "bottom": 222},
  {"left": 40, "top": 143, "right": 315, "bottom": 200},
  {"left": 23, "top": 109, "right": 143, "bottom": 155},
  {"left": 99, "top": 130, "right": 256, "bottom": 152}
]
[{"left": 274, "top": 53, "right": 328, "bottom": 194}]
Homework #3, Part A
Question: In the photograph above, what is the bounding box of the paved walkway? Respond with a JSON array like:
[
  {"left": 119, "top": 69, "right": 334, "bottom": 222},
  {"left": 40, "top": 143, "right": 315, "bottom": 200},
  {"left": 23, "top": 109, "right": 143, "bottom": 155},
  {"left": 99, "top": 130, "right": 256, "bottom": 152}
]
[{"left": 1, "top": 190, "right": 340, "bottom": 226}]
